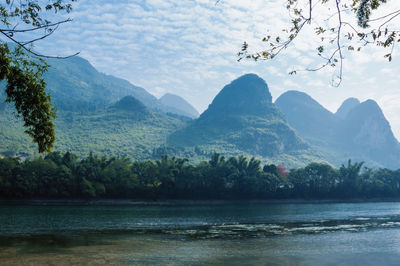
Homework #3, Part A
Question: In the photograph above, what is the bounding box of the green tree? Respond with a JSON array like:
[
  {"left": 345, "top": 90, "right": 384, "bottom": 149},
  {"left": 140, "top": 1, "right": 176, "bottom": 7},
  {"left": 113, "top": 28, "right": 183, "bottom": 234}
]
[
  {"left": 338, "top": 159, "right": 364, "bottom": 196},
  {"left": 0, "top": 157, "right": 20, "bottom": 197},
  {"left": 303, "top": 162, "right": 338, "bottom": 197},
  {"left": 100, "top": 158, "right": 138, "bottom": 198},
  {"left": 0, "top": 0, "right": 77, "bottom": 152},
  {"left": 155, "top": 155, "right": 188, "bottom": 197}
]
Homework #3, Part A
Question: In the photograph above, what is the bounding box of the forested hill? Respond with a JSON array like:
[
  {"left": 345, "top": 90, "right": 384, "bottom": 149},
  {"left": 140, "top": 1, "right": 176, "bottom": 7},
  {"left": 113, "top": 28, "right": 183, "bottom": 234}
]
[
  {"left": 168, "top": 74, "right": 322, "bottom": 166},
  {"left": 1, "top": 58, "right": 399, "bottom": 169},
  {"left": 0, "top": 96, "right": 188, "bottom": 160},
  {"left": 43, "top": 56, "right": 198, "bottom": 118},
  {"left": 275, "top": 91, "right": 400, "bottom": 168},
  {"left": 44, "top": 56, "right": 160, "bottom": 111}
]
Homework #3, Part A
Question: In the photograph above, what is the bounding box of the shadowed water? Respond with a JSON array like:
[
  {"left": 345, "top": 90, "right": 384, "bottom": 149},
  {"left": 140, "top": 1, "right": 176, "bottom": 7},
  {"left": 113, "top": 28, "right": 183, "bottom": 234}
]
[{"left": 1, "top": 202, "right": 400, "bottom": 265}]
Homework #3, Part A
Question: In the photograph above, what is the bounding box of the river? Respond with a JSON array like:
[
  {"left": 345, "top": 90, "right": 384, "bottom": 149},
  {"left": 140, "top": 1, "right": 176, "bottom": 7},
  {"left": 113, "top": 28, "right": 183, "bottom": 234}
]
[{"left": 1, "top": 202, "right": 400, "bottom": 265}]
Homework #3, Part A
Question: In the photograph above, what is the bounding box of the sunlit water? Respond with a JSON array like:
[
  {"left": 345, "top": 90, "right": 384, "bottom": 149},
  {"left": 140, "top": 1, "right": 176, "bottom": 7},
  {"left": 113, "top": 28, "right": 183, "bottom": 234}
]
[{"left": 1, "top": 202, "right": 400, "bottom": 265}]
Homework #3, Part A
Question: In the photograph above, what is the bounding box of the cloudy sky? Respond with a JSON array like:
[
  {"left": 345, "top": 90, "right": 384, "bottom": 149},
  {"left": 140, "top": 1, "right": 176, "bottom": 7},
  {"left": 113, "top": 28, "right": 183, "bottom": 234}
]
[{"left": 18, "top": 0, "right": 400, "bottom": 137}]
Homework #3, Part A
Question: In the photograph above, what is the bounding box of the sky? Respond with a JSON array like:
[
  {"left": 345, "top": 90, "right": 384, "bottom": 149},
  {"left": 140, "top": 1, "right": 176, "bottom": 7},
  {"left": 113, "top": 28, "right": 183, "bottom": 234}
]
[{"left": 9, "top": 0, "right": 400, "bottom": 138}]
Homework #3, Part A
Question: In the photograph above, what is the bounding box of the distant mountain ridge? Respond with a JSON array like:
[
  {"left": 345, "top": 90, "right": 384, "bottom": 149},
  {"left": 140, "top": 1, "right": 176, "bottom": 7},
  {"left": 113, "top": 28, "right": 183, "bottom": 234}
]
[
  {"left": 159, "top": 93, "right": 199, "bottom": 118},
  {"left": 44, "top": 56, "right": 160, "bottom": 111},
  {"left": 337, "top": 99, "right": 400, "bottom": 159},
  {"left": 2, "top": 53, "right": 399, "bottom": 168},
  {"left": 168, "top": 74, "right": 319, "bottom": 166},
  {"left": 275, "top": 90, "right": 339, "bottom": 143},
  {"left": 275, "top": 91, "right": 400, "bottom": 168},
  {"left": 43, "top": 56, "right": 197, "bottom": 118}
]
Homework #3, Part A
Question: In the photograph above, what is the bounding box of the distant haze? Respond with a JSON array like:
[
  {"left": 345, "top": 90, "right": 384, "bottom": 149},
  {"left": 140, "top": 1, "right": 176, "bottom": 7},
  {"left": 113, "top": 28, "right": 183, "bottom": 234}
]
[
  {"left": 2, "top": 62, "right": 399, "bottom": 168},
  {"left": 15, "top": 0, "right": 400, "bottom": 139}
]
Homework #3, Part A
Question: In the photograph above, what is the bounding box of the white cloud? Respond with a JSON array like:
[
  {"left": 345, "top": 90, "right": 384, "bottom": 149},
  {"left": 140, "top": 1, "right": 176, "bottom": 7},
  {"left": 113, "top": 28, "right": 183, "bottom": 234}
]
[{"left": 28, "top": 0, "right": 400, "bottom": 139}]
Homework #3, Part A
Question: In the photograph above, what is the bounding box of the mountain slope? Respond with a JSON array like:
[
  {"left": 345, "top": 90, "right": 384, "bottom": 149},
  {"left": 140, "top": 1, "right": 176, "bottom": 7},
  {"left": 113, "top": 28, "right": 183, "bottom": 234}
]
[
  {"left": 44, "top": 56, "right": 160, "bottom": 111},
  {"left": 275, "top": 91, "right": 400, "bottom": 168},
  {"left": 335, "top": 97, "right": 360, "bottom": 119},
  {"left": 336, "top": 99, "right": 400, "bottom": 166},
  {"left": 43, "top": 57, "right": 199, "bottom": 118},
  {"left": 275, "top": 90, "right": 339, "bottom": 144},
  {"left": 168, "top": 74, "right": 320, "bottom": 166},
  {"left": 159, "top": 93, "right": 199, "bottom": 118},
  {"left": 0, "top": 97, "right": 187, "bottom": 160}
]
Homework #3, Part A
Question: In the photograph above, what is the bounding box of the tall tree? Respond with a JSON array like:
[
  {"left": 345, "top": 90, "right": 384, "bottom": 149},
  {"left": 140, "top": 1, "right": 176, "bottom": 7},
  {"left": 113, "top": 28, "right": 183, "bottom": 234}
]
[{"left": 0, "top": 0, "right": 78, "bottom": 152}]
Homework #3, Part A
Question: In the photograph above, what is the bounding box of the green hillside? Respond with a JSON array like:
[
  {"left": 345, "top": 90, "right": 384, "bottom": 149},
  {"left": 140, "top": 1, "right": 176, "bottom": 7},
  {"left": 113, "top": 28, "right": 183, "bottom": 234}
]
[
  {"left": 0, "top": 98, "right": 187, "bottom": 160},
  {"left": 8, "top": 53, "right": 391, "bottom": 169},
  {"left": 168, "top": 74, "right": 324, "bottom": 167},
  {"left": 44, "top": 57, "right": 161, "bottom": 111},
  {"left": 42, "top": 56, "right": 198, "bottom": 118}
]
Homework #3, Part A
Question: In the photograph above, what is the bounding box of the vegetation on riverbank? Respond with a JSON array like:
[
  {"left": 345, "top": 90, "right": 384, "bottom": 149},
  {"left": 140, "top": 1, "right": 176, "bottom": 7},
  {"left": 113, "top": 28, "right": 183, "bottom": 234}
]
[{"left": 0, "top": 152, "right": 399, "bottom": 199}]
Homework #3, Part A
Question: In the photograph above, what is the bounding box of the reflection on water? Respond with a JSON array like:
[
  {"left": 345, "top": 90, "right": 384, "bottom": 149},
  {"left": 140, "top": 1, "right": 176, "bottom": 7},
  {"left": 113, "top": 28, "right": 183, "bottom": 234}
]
[
  {"left": 2, "top": 230, "right": 400, "bottom": 265},
  {"left": 1, "top": 202, "right": 400, "bottom": 265}
]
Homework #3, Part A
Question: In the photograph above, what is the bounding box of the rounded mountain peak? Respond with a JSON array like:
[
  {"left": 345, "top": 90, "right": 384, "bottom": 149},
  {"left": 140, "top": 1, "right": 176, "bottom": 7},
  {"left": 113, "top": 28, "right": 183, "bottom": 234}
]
[
  {"left": 112, "top": 95, "right": 148, "bottom": 113},
  {"left": 203, "top": 73, "right": 273, "bottom": 116},
  {"left": 348, "top": 99, "right": 382, "bottom": 118},
  {"left": 275, "top": 90, "right": 316, "bottom": 105},
  {"left": 336, "top": 97, "right": 360, "bottom": 119}
]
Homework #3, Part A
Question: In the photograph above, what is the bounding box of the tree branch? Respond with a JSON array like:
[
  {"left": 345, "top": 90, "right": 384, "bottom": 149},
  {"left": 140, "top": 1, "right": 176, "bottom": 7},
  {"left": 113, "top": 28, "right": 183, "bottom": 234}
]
[
  {"left": 0, "top": 30, "right": 80, "bottom": 59},
  {"left": 0, "top": 19, "right": 72, "bottom": 33},
  {"left": 334, "top": 0, "right": 343, "bottom": 86}
]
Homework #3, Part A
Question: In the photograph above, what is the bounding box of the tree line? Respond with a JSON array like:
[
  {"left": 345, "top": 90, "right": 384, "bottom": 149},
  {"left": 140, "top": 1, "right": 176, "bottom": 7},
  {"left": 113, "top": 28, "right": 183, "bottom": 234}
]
[{"left": 0, "top": 152, "right": 399, "bottom": 199}]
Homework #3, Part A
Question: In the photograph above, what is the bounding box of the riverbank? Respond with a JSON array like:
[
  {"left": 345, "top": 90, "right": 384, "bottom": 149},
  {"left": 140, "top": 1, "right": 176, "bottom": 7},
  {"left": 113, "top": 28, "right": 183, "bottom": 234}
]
[{"left": 1, "top": 198, "right": 400, "bottom": 206}]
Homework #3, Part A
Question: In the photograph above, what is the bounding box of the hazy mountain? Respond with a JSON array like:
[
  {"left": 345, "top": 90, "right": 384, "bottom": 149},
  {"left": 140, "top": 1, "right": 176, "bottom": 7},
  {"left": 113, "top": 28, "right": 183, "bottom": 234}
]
[
  {"left": 4, "top": 53, "right": 397, "bottom": 168},
  {"left": 168, "top": 74, "right": 317, "bottom": 166},
  {"left": 44, "top": 56, "right": 161, "bottom": 111},
  {"left": 41, "top": 56, "right": 200, "bottom": 118},
  {"left": 335, "top": 98, "right": 361, "bottom": 119},
  {"left": 159, "top": 93, "right": 199, "bottom": 118},
  {"left": 336, "top": 99, "right": 400, "bottom": 167},
  {"left": 275, "top": 91, "right": 400, "bottom": 168},
  {"left": 275, "top": 90, "right": 339, "bottom": 143},
  {"left": 0, "top": 55, "right": 199, "bottom": 160}
]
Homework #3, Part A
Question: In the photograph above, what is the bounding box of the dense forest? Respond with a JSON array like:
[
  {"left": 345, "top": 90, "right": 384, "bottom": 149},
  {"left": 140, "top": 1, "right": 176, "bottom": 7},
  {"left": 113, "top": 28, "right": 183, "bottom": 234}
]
[{"left": 0, "top": 152, "right": 399, "bottom": 199}]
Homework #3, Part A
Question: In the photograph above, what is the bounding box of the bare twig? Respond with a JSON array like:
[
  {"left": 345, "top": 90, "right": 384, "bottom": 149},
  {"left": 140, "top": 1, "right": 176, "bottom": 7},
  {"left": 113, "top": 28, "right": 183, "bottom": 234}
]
[
  {"left": 0, "top": 30, "right": 80, "bottom": 59},
  {"left": 0, "top": 19, "right": 72, "bottom": 33},
  {"left": 334, "top": 0, "right": 343, "bottom": 86}
]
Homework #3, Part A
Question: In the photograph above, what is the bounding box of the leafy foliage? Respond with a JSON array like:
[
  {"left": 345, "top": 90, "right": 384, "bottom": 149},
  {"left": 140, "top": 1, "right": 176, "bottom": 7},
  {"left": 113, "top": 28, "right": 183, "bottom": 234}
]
[
  {"left": 1, "top": 151, "right": 400, "bottom": 199},
  {"left": 0, "top": 103, "right": 187, "bottom": 160},
  {"left": 0, "top": 0, "right": 77, "bottom": 152},
  {"left": 0, "top": 43, "right": 55, "bottom": 153}
]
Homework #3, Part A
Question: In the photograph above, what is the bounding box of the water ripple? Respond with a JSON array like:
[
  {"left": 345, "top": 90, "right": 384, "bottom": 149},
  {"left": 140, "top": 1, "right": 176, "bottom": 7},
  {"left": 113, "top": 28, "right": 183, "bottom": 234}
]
[{"left": 155, "top": 215, "right": 400, "bottom": 239}]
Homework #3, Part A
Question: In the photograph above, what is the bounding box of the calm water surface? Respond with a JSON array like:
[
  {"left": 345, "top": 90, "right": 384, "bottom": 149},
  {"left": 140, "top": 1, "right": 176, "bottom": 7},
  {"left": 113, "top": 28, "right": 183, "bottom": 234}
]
[{"left": 1, "top": 202, "right": 400, "bottom": 265}]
